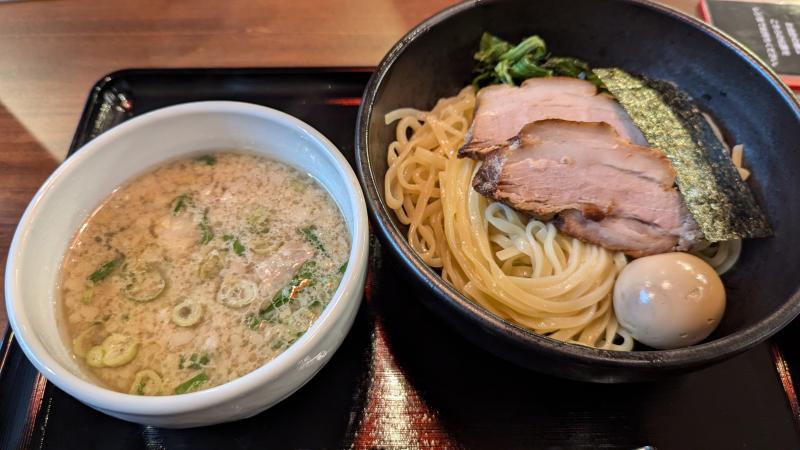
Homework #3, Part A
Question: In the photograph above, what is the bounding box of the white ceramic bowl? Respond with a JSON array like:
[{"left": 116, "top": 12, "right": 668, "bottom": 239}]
[{"left": 4, "top": 101, "right": 369, "bottom": 428}]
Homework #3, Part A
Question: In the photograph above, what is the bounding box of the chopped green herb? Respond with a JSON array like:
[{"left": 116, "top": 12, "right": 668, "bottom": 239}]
[
  {"left": 298, "top": 226, "right": 326, "bottom": 255},
  {"left": 245, "top": 313, "right": 262, "bottom": 330},
  {"left": 179, "top": 352, "right": 210, "bottom": 370},
  {"left": 135, "top": 378, "right": 147, "bottom": 395},
  {"left": 174, "top": 372, "right": 208, "bottom": 394},
  {"left": 87, "top": 257, "right": 123, "bottom": 285},
  {"left": 121, "top": 313, "right": 129, "bottom": 322},
  {"left": 222, "top": 234, "right": 245, "bottom": 256},
  {"left": 246, "top": 261, "right": 317, "bottom": 331},
  {"left": 232, "top": 239, "right": 245, "bottom": 256},
  {"left": 198, "top": 210, "right": 213, "bottom": 245},
  {"left": 195, "top": 154, "right": 217, "bottom": 165},
  {"left": 171, "top": 193, "right": 193, "bottom": 216},
  {"left": 121, "top": 264, "right": 166, "bottom": 302},
  {"left": 338, "top": 262, "right": 348, "bottom": 274}
]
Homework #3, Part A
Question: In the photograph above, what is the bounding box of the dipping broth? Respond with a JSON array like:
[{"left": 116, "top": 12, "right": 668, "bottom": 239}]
[{"left": 58, "top": 152, "right": 350, "bottom": 395}]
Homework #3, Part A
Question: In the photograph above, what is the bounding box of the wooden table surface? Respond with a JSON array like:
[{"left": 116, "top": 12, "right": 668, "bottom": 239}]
[{"left": 0, "top": 0, "right": 697, "bottom": 333}]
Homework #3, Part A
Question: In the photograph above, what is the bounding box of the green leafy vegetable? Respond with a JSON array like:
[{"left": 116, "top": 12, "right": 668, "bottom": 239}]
[
  {"left": 471, "top": 32, "right": 604, "bottom": 90},
  {"left": 195, "top": 154, "right": 217, "bottom": 165},
  {"left": 298, "top": 226, "right": 326, "bottom": 255},
  {"left": 198, "top": 210, "right": 213, "bottom": 245},
  {"left": 509, "top": 55, "right": 552, "bottom": 79},
  {"left": 474, "top": 32, "right": 513, "bottom": 64},
  {"left": 174, "top": 372, "right": 208, "bottom": 394},
  {"left": 88, "top": 257, "right": 123, "bottom": 285},
  {"left": 500, "top": 35, "right": 548, "bottom": 64},
  {"left": 232, "top": 239, "right": 245, "bottom": 256},
  {"left": 171, "top": 193, "right": 193, "bottom": 216},
  {"left": 338, "top": 262, "right": 348, "bottom": 274},
  {"left": 542, "top": 57, "right": 604, "bottom": 87}
]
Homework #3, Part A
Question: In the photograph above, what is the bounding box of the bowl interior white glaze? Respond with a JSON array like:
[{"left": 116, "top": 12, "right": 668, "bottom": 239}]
[{"left": 5, "top": 101, "right": 368, "bottom": 426}]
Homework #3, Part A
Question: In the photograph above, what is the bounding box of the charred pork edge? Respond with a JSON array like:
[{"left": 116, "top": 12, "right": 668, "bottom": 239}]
[{"left": 471, "top": 140, "right": 516, "bottom": 197}]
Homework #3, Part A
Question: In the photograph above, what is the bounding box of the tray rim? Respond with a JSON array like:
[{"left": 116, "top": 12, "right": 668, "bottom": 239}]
[{"left": 69, "top": 66, "right": 375, "bottom": 153}]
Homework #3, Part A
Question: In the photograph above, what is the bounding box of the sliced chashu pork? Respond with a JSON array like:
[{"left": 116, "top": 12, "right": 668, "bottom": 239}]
[
  {"left": 471, "top": 120, "right": 702, "bottom": 257},
  {"left": 459, "top": 77, "right": 648, "bottom": 159}
]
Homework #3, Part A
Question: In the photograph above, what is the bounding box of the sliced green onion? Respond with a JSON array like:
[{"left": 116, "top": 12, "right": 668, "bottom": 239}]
[
  {"left": 86, "top": 345, "right": 105, "bottom": 367},
  {"left": 122, "top": 264, "right": 167, "bottom": 302},
  {"left": 217, "top": 278, "right": 258, "bottom": 308},
  {"left": 100, "top": 333, "right": 139, "bottom": 367},
  {"left": 129, "top": 369, "right": 163, "bottom": 396},
  {"left": 195, "top": 154, "right": 217, "bottom": 165},
  {"left": 175, "top": 372, "right": 209, "bottom": 394},
  {"left": 223, "top": 234, "right": 246, "bottom": 256},
  {"left": 249, "top": 237, "right": 279, "bottom": 255},
  {"left": 172, "top": 300, "right": 203, "bottom": 327},
  {"left": 198, "top": 210, "right": 213, "bottom": 245},
  {"left": 171, "top": 193, "right": 193, "bottom": 216},
  {"left": 81, "top": 287, "right": 94, "bottom": 305},
  {"left": 73, "top": 324, "right": 104, "bottom": 358},
  {"left": 198, "top": 251, "right": 222, "bottom": 280},
  {"left": 298, "top": 226, "right": 327, "bottom": 255},
  {"left": 288, "top": 308, "right": 316, "bottom": 333},
  {"left": 87, "top": 256, "right": 123, "bottom": 285},
  {"left": 246, "top": 208, "right": 271, "bottom": 234},
  {"left": 289, "top": 179, "right": 307, "bottom": 193}
]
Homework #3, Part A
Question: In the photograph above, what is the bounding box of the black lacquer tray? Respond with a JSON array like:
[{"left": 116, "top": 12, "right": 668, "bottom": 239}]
[{"left": 1, "top": 68, "right": 799, "bottom": 450}]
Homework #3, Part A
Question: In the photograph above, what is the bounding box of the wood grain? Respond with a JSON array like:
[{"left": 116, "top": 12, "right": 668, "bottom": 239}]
[{"left": 0, "top": 0, "right": 699, "bottom": 333}]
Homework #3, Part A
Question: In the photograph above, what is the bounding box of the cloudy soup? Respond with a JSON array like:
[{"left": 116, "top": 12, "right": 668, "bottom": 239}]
[{"left": 58, "top": 152, "right": 350, "bottom": 395}]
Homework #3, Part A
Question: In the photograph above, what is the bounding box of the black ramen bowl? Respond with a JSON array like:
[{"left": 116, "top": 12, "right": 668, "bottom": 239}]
[{"left": 355, "top": 0, "right": 800, "bottom": 382}]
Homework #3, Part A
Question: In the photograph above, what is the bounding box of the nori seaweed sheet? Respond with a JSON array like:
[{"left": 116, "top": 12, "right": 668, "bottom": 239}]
[{"left": 594, "top": 68, "right": 771, "bottom": 242}]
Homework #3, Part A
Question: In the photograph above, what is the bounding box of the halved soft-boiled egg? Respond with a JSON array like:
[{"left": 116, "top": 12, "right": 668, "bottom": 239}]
[{"left": 613, "top": 252, "right": 726, "bottom": 350}]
